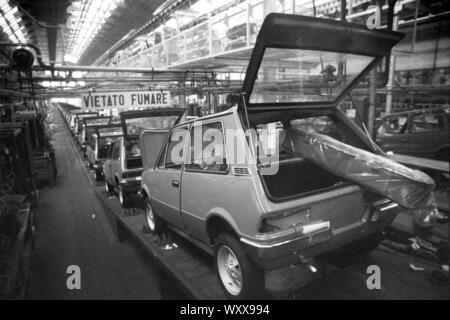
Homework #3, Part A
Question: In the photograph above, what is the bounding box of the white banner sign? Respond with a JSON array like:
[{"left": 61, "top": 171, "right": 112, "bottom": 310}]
[{"left": 81, "top": 90, "right": 171, "bottom": 109}]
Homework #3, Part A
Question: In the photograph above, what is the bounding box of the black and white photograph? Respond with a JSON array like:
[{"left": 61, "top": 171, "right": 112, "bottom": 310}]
[{"left": 0, "top": 0, "right": 449, "bottom": 305}]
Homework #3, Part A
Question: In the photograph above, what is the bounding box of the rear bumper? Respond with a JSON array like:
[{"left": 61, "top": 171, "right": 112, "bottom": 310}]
[
  {"left": 93, "top": 162, "right": 104, "bottom": 174},
  {"left": 241, "top": 202, "right": 400, "bottom": 270},
  {"left": 119, "top": 177, "right": 141, "bottom": 194}
]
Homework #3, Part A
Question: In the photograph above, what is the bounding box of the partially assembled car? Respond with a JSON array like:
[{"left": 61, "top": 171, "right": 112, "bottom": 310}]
[
  {"left": 85, "top": 124, "right": 123, "bottom": 181},
  {"left": 376, "top": 106, "right": 450, "bottom": 161},
  {"left": 140, "top": 14, "right": 408, "bottom": 299},
  {"left": 104, "top": 108, "right": 184, "bottom": 208},
  {"left": 79, "top": 116, "right": 112, "bottom": 156},
  {"left": 73, "top": 112, "right": 99, "bottom": 141}
]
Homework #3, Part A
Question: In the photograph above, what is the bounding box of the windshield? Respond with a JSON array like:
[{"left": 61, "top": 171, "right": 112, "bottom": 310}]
[
  {"left": 249, "top": 48, "right": 374, "bottom": 104},
  {"left": 125, "top": 116, "right": 179, "bottom": 136}
]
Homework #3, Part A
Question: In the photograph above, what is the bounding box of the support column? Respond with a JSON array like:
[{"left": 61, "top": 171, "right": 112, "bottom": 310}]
[
  {"left": 385, "top": 13, "right": 399, "bottom": 115},
  {"left": 368, "top": 70, "right": 377, "bottom": 138}
]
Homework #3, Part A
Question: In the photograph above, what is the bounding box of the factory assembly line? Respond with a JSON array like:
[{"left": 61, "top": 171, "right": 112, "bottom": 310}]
[{"left": 0, "top": 0, "right": 449, "bottom": 303}]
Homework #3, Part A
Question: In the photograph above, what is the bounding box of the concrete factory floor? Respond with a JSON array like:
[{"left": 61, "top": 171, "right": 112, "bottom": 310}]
[
  {"left": 25, "top": 108, "right": 449, "bottom": 300},
  {"left": 26, "top": 111, "right": 184, "bottom": 300}
]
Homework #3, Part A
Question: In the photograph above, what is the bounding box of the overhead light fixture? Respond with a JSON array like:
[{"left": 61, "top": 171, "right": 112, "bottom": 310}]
[
  {"left": 64, "top": 0, "right": 124, "bottom": 64},
  {"left": 0, "top": 0, "right": 28, "bottom": 43}
]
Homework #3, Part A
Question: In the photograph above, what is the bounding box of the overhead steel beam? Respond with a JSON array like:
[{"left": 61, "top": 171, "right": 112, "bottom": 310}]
[{"left": 0, "top": 63, "right": 220, "bottom": 76}]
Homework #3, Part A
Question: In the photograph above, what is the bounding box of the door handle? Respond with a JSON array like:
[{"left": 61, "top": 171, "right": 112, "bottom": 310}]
[{"left": 172, "top": 180, "right": 180, "bottom": 188}]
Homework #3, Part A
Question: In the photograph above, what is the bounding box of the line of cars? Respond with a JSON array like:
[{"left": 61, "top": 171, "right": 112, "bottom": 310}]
[{"left": 55, "top": 14, "right": 437, "bottom": 300}]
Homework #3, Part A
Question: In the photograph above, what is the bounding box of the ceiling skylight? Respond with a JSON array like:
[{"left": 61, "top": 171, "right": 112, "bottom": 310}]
[
  {"left": 0, "top": 0, "right": 27, "bottom": 43},
  {"left": 65, "top": 0, "right": 124, "bottom": 64}
]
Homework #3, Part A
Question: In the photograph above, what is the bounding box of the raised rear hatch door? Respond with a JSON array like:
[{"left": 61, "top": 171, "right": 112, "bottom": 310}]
[
  {"left": 240, "top": 13, "right": 404, "bottom": 111},
  {"left": 95, "top": 125, "right": 123, "bottom": 139},
  {"left": 120, "top": 108, "right": 185, "bottom": 139},
  {"left": 140, "top": 130, "right": 170, "bottom": 170},
  {"left": 83, "top": 116, "right": 112, "bottom": 127}
]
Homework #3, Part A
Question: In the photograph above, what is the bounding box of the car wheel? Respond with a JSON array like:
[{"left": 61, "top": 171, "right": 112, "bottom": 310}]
[
  {"left": 95, "top": 170, "right": 103, "bottom": 182},
  {"left": 144, "top": 198, "right": 163, "bottom": 235},
  {"left": 433, "top": 149, "right": 450, "bottom": 188},
  {"left": 105, "top": 180, "right": 113, "bottom": 194},
  {"left": 214, "top": 233, "right": 264, "bottom": 300},
  {"left": 118, "top": 185, "right": 131, "bottom": 208},
  {"left": 435, "top": 148, "right": 450, "bottom": 162}
]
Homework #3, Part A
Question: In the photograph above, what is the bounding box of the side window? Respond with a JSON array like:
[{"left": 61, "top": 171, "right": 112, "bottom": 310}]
[
  {"left": 186, "top": 122, "right": 228, "bottom": 173},
  {"left": 112, "top": 141, "right": 121, "bottom": 160},
  {"left": 383, "top": 115, "right": 409, "bottom": 134},
  {"left": 412, "top": 111, "right": 447, "bottom": 133},
  {"left": 160, "top": 127, "right": 188, "bottom": 170},
  {"left": 89, "top": 135, "right": 96, "bottom": 150}
]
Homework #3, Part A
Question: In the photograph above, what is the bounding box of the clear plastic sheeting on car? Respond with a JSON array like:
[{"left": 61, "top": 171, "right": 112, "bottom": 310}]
[{"left": 281, "top": 129, "right": 436, "bottom": 211}]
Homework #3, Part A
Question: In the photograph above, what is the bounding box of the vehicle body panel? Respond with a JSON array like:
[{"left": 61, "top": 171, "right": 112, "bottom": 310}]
[
  {"left": 86, "top": 124, "right": 123, "bottom": 170},
  {"left": 376, "top": 107, "right": 450, "bottom": 159},
  {"left": 105, "top": 108, "right": 185, "bottom": 198}
]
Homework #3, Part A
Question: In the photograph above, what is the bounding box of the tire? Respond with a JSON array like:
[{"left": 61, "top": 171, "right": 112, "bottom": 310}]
[
  {"left": 95, "top": 170, "right": 103, "bottom": 182},
  {"left": 432, "top": 148, "right": 449, "bottom": 189},
  {"left": 105, "top": 180, "right": 113, "bottom": 194},
  {"left": 144, "top": 198, "right": 163, "bottom": 235},
  {"left": 214, "top": 233, "right": 264, "bottom": 300},
  {"left": 435, "top": 148, "right": 450, "bottom": 162},
  {"left": 118, "top": 185, "right": 131, "bottom": 208},
  {"left": 342, "top": 231, "right": 384, "bottom": 258}
]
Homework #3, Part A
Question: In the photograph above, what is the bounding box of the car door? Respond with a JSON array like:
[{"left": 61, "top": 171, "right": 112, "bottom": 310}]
[
  {"left": 150, "top": 126, "right": 189, "bottom": 230},
  {"left": 181, "top": 120, "right": 231, "bottom": 242},
  {"left": 407, "top": 110, "right": 449, "bottom": 158},
  {"left": 105, "top": 140, "right": 120, "bottom": 185},
  {"left": 111, "top": 140, "right": 123, "bottom": 187},
  {"left": 86, "top": 135, "right": 96, "bottom": 164},
  {"left": 103, "top": 142, "right": 114, "bottom": 184},
  {"left": 376, "top": 113, "right": 412, "bottom": 155}
]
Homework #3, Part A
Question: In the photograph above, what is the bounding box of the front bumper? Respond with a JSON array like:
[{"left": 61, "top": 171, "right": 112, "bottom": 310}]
[{"left": 240, "top": 201, "right": 400, "bottom": 270}]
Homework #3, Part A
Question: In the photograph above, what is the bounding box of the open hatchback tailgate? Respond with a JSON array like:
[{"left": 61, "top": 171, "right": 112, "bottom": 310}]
[
  {"left": 120, "top": 108, "right": 185, "bottom": 139},
  {"left": 240, "top": 13, "right": 404, "bottom": 111}
]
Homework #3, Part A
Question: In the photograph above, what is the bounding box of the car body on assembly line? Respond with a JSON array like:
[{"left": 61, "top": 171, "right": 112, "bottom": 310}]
[
  {"left": 376, "top": 106, "right": 450, "bottom": 161},
  {"left": 140, "top": 13, "right": 407, "bottom": 299},
  {"left": 104, "top": 108, "right": 185, "bottom": 208},
  {"left": 85, "top": 124, "right": 123, "bottom": 181},
  {"left": 79, "top": 116, "right": 112, "bottom": 156},
  {"left": 73, "top": 112, "right": 99, "bottom": 141}
]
